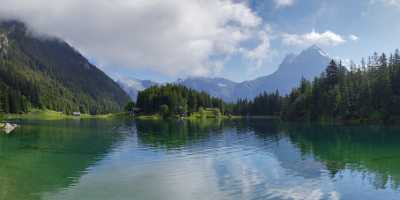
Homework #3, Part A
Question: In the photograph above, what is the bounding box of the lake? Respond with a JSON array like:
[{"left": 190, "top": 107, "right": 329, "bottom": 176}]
[{"left": 1, "top": 119, "right": 400, "bottom": 200}]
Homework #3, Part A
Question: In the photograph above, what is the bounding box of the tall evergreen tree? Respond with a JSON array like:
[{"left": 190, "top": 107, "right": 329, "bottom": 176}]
[{"left": 325, "top": 60, "right": 339, "bottom": 88}]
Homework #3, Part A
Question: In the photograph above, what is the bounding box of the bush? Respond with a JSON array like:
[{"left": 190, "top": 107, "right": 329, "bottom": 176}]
[{"left": 160, "top": 104, "right": 170, "bottom": 118}]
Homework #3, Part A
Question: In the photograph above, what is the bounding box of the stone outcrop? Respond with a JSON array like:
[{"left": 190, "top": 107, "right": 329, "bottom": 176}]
[{"left": 1, "top": 123, "right": 18, "bottom": 134}]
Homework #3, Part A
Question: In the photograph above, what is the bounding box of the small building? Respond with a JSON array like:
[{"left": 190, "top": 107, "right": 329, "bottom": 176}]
[{"left": 73, "top": 112, "right": 81, "bottom": 116}]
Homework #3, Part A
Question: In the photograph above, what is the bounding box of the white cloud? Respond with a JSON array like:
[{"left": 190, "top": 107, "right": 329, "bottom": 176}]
[
  {"left": 370, "top": 0, "right": 400, "bottom": 7},
  {"left": 243, "top": 26, "right": 272, "bottom": 67},
  {"left": 349, "top": 34, "right": 359, "bottom": 41},
  {"left": 0, "top": 0, "right": 269, "bottom": 78},
  {"left": 274, "top": 0, "right": 296, "bottom": 8},
  {"left": 281, "top": 30, "right": 346, "bottom": 47}
]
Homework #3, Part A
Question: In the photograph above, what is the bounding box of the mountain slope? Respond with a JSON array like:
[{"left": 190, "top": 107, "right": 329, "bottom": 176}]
[
  {"left": 0, "top": 21, "right": 130, "bottom": 114},
  {"left": 110, "top": 45, "right": 331, "bottom": 103},
  {"left": 117, "top": 78, "right": 158, "bottom": 100},
  {"left": 176, "top": 45, "right": 330, "bottom": 102},
  {"left": 234, "top": 45, "right": 331, "bottom": 100}
]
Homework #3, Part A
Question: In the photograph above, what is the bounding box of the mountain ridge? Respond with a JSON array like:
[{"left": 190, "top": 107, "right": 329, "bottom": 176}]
[
  {"left": 119, "top": 45, "right": 331, "bottom": 102},
  {"left": 0, "top": 20, "right": 130, "bottom": 114}
]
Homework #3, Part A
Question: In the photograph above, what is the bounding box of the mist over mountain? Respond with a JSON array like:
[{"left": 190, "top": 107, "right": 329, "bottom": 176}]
[{"left": 0, "top": 21, "right": 130, "bottom": 114}]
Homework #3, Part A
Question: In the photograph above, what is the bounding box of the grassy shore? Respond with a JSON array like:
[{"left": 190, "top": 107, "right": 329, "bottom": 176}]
[
  {"left": 5, "top": 109, "right": 126, "bottom": 121},
  {"left": 134, "top": 109, "right": 278, "bottom": 120},
  {"left": 134, "top": 114, "right": 162, "bottom": 120},
  {"left": 3, "top": 109, "right": 279, "bottom": 121}
]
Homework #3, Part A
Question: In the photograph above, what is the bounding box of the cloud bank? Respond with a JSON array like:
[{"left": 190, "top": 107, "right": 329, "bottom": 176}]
[{"left": 0, "top": 0, "right": 271, "bottom": 78}]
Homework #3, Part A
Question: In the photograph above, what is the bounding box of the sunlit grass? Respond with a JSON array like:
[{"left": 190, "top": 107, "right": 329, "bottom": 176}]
[{"left": 5, "top": 109, "right": 124, "bottom": 121}]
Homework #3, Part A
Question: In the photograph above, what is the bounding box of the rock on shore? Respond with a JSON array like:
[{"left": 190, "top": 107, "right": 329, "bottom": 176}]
[{"left": 1, "top": 123, "right": 18, "bottom": 134}]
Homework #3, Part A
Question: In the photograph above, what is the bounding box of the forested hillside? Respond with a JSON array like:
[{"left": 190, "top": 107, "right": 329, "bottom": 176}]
[
  {"left": 283, "top": 51, "right": 400, "bottom": 122},
  {"left": 232, "top": 91, "right": 282, "bottom": 116},
  {"left": 235, "top": 50, "right": 400, "bottom": 122},
  {"left": 0, "top": 21, "right": 130, "bottom": 114}
]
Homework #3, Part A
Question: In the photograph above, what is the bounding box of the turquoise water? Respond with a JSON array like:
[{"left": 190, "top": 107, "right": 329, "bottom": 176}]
[{"left": 1, "top": 119, "right": 400, "bottom": 200}]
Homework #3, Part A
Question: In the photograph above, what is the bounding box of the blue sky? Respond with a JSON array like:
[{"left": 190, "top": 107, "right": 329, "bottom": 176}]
[
  {"left": 2, "top": 0, "right": 400, "bottom": 82},
  {"left": 115, "top": 0, "right": 400, "bottom": 82},
  {"left": 222, "top": 0, "right": 400, "bottom": 82}
]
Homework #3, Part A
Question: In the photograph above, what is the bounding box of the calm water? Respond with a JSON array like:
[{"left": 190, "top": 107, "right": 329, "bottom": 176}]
[{"left": 1, "top": 119, "right": 400, "bottom": 200}]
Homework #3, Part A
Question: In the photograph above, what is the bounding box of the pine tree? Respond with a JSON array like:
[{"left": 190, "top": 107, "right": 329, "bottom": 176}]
[{"left": 325, "top": 60, "right": 339, "bottom": 88}]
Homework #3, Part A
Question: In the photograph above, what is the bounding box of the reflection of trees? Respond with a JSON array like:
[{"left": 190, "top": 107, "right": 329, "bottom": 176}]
[
  {"left": 281, "top": 123, "right": 400, "bottom": 190},
  {"left": 0, "top": 120, "right": 124, "bottom": 200},
  {"left": 135, "top": 119, "right": 285, "bottom": 150},
  {"left": 233, "top": 119, "right": 282, "bottom": 139},
  {"left": 135, "top": 119, "right": 226, "bottom": 149}
]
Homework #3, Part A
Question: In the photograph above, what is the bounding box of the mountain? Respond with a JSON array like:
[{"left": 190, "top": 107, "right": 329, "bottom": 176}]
[
  {"left": 234, "top": 45, "right": 331, "bottom": 100},
  {"left": 177, "top": 77, "right": 238, "bottom": 102},
  {"left": 177, "top": 45, "right": 331, "bottom": 102},
  {"left": 117, "top": 78, "right": 158, "bottom": 100},
  {"left": 0, "top": 21, "right": 130, "bottom": 114},
  {"left": 111, "top": 45, "right": 331, "bottom": 103}
]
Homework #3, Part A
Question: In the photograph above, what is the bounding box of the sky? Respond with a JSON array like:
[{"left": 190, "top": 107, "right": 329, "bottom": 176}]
[{"left": 0, "top": 0, "right": 399, "bottom": 82}]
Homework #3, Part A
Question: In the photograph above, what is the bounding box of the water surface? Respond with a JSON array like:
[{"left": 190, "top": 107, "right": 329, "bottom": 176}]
[{"left": 1, "top": 119, "right": 400, "bottom": 200}]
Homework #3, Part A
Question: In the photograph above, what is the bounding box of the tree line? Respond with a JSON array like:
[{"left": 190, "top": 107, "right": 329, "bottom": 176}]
[
  {"left": 136, "top": 48, "right": 400, "bottom": 123},
  {"left": 230, "top": 91, "right": 282, "bottom": 116},
  {"left": 233, "top": 49, "right": 400, "bottom": 122}
]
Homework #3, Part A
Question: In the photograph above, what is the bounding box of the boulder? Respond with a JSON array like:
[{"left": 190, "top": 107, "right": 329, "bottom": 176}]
[{"left": 1, "top": 123, "right": 18, "bottom": 134}]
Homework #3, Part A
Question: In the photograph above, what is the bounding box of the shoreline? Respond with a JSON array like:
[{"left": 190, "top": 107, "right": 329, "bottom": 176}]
[
  {"left": 3, "top": 109, "right": 281, "bottom": 121},
  {"left": 4, "top": 109, "right": 126, "bottom": 121},
  {"left": 134, "top": 114, "right": 280, "bottom": 121}
]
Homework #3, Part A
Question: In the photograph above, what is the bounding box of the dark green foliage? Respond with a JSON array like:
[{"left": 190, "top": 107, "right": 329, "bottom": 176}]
[
  {"left": 325, "top": 60, "right": 339, "bottom": 88},
  {"left": 0, "top": 21, "right": 130, "bottom": 114},
  {"left": 231, "top": 90, "right": 282, "bottom": 116},
  {"left": 232, "top": 51, "right": 400, "bottom": 123},
  {"left": 136, "top": 84, "right": 226, "bottom": 116},
  {"left": 160, "top": 104, "right": 170, "bottom": 118},
  {"left": 282, "top": 53, "right": 400, "bottom": 122},
  {"left": 124, "top": 101, "right": 136, "bottom": 113}
]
